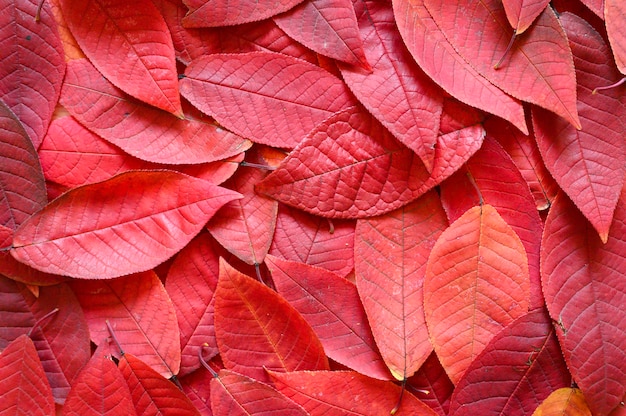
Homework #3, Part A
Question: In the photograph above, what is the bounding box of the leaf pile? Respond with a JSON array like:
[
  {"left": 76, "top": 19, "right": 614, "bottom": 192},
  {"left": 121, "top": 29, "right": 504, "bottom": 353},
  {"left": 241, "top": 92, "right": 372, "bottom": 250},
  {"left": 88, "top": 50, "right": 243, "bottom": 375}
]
[{"left": 1, "top": 0, "right": 625, "bottom": 414}]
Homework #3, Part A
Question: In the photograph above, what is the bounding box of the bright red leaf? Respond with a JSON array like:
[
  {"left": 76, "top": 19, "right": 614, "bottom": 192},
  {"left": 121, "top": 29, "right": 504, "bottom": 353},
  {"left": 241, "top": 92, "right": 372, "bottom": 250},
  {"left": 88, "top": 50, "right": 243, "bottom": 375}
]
[
  {"left": 70, "top": 271, "right": 181, "bottom": 378},
  {"left": 605, "top": 0, "right": 626, "bottom": 74},
  {"left": 339, "top": 0, "right": 443, "bottom": 171},
  {"left": 0, "top": 334, "right": 54, "bottom": 416},
  {"left": 257, "top": 106, "right": 485, "bottom": 218},
  {"left": 533, "top": 12, "right": 626, "bottom": 243},
  {"left": 424, "top": 204, "right": 530, "bottom": 385},
  {"left": 541, "top": 191, "right": 626, "bottom": 416},
  {"left": 180, "top": 51, "right": 356, "bottom": 148},
  {"left": 354, "top": 191, "right": 447, "bottom": 380},
  {"left": 214, "top": 258, "right": 329, "bottom": 383},
  {"left": 502, "top": 0, "right": 550, "bottom": 34},
  {"left": 0, "top": 0, "right": 64, "bottom": 148},
  {"left": 182, "top": 0, "right": 306, "bottom": 27},
  {"left": 11, "top": 170, "right": 240, "bottom": 279},
  {"left": 59, "top": 0, "right": 183, "bottom": 116},
  {"left": 266, "top": 255, "right": 391, "bottom": 380}
]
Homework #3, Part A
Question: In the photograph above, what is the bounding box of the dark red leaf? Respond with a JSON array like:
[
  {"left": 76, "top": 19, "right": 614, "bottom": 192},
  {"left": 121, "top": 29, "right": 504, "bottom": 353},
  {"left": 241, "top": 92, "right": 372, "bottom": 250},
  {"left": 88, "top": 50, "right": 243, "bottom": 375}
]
[
  {"left": 266, "top": 255, "right": 391, "bottom": 380},
  {"left": 182, "top": 0, "right": 305, "bottom": 27},
  {"left": 355, "top": 191, "right": 447, "bottom": 380},
  {"left": 339, "top": 0, "right": 443, "bottom": 171},
  {"left": 59, "top": 0, "right": 182, "bottom": 116},
  {"left": 257, "top": 106, "right": 484, "bottom": 218},
  {"left": 406, "top": 352, "right": 454, "bottom": 416},
  {"left": 0, "top": 0, "right": 65, "bottom": 148},
  {"left": 12, "top": 170, "right": 240, "bottom": 279},
  {"left": 180, "top": 51, "right": 356, "bottom": 148},
  {"left": 214, "top": 258, "right": 329, "bottom": 383}
]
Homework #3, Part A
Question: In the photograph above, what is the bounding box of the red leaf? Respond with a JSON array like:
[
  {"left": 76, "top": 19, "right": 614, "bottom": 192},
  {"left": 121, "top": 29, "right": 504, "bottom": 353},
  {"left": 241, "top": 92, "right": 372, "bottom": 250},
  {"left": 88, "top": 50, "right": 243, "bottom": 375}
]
[
  {"left": 269, "top": 204, "right": 355, "bottom": 278},
  {"left": 0, "top": 335, "right": 54, "bottom": 416},
  {"left": 179, "top": 366, "right": 214, "bottom": 415},
  {"left": 424, "top": 204, "right": 530, "bottom": 385},
  {"left": 533, "top": 12, "right": 626, "bottom": 243},
  {"left": 70, "top": 271, "right": 181, "bottom": 378},
  {"left": 448, "top": 309, "right": 571, "bottom": 415},
  {"left": 605, "top": 0, "right": 626, "bottom": 74},
  {"left": 62, "top": 341, "right": 136, "bottom": 416},
  {"left": 119, "top": 353, "right": 200, "bottom": 415},
  {"left": 256, "top": 106, "right": 484, "bottom": 218},
  {"left": 0, "top": 0, "right": 65, "bottom": 148},
  {"left": 0, "top": 100, "right": 46, "bottom": 231},
  {"left": 165, "top": 233, "right": 221, "bottom": 376},
  {"left": 269, "top": 370, "right": 438, "bottom": 415},
  {"left": 180, "top": 51, "right": 355, "bottom": 148},
  {"left": 182, "top": 0, "right": 305, "bottom": 27},
  {"left": 214, "top": 259, "right": 329, "bottom": 383},
  {"left": 502, "top": 0, "right": 550, "bottom": 34},
  {"left": 423, "top": 0, "right": 580, "bottom": 129},
  {"left": 11, "top": 170, "right": 240, "bottom": 279},
  {"left": 265, "top": 255, "right": 391, "bottom": 380},
  {"left": 406, "top": 352, "right": 454, "bottom": 416},
  {"left": 354, "top": 191, "right": 447, "bottom": 380},
  {"left": 541, "top": 191, "right": 626, "bottom": 416},
  {"left": 59, "top": 0, "right": 182, "bottom": 116},
  {"left": 61, "top": 59, "right": 250, "bottom": 165},
  {"left": 338, "top": 0, "right": 443, "bottom": 171},
  {"left": 211, "top": 369, "right": 308, "bottom": 415},
  {"left": 274, "top": 0, "right": 370, "bottom": 69},
  {"left": 392, "top": 0, "right": 527, "bottom": 135},
  {"left": 439, "top": 136, "right": 544, "bottom": 310}
]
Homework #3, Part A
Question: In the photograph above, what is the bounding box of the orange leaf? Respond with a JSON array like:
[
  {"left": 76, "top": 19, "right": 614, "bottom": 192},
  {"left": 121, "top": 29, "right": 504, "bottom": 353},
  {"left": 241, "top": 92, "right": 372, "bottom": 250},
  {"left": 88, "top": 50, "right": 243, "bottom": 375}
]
[{"left": 532, "top": 388, "right": 592, "bottom": 416}]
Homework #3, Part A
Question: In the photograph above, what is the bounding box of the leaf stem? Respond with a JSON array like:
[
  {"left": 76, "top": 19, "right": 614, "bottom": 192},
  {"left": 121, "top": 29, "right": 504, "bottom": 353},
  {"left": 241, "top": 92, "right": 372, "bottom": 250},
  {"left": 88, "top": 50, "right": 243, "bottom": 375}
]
[
  {"left": 198, "top": 344, "right": 219, "bottom": 378},
  {"left": 27, "top": 307, "right": 59, "bottom": 337},
  {"left": 494, "top": 31, "right": 517, "bottom": 70},
  {"left": 390, "top": 378, "right": 406, "bottom": 415},
  {"left": 592, "top": 77, "right": 626, "bottom": 94},
  {"left": 106, "top": 320, "right": 125, "bottom": 355},
  {"left": 240, "top": 161, "right": 276, "bottom": 171}
]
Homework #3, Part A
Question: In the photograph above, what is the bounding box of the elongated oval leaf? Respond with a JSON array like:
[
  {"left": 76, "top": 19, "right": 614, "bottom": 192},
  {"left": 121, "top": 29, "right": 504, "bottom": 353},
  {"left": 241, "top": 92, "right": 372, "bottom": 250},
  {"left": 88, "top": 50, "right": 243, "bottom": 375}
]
[
  {"left": 0, "top": 0, "right": 65, "bottom": 148},
  {"left": 215, "top": 259, "right": 329, "bottom": 383},
  {"left": 257, "top": 106, "right": 484, "bottom": 218},
  {"left": 424, "top": 204, "right": 530, "bottom": 385},
  {"left": 541, "top": 192, "right": 626, "bottom": 416},
  {"left": 180, "top": 51, "right": 356, "bottom": 148},
  {"left": 533, "top": 12, "right": 626, "bottom": 243},
  {"left": 182, "top": 0, "right": 306, "bottom": 27},
  {"left": 11, "top": 170, "right": 240, "bottom": 279},
  {"left": 71, "top": 271, "right": 181, "bottom": 378},
  {"left": 355, "top": 191, "right": 447, "bottom": 380},
  {"left": 59, "top": 0, "right": 182, "bottom": 115}
]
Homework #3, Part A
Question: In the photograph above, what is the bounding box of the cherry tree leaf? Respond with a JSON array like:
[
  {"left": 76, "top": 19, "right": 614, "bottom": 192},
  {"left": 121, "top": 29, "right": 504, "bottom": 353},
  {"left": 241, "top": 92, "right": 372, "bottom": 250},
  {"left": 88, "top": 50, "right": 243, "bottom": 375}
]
[
  {"left": 355, "top": 191, "right": 447, "bottom": 380},
  {"left": 274, "top": 0, "right": 369, "bottom": 69},
  {"left": 180, "top": 51, "right": 355, "bottom": 148},
  {"left": 0, "top": 0, "right": 65, "bottom": 148},
  {"left": 424, "top": 204, "right": 530, "bottom": 385},
  {"left": 423, "top": 0, "right": 580, "bottom": 129},
  {"left": 269, "top": 204, "right": 355, "bottom": 278},
  {"left": 0, "top": 100, "right": 46, "bottom": 231},
  {"left": 532, "top": 388, "right": 592, "bottom": 416},
  {"left": 214, "top": 259, "right": 329, "bottom": 383},
  {"left": 257, "top": 106, "right": 485, "bottom": 218},
  {"left": 59, "top": 0, "right": 182, "bottom": 116},
  {"left": 0, "top": 335, "right": 54, "bottom": 416},
  {"left": 70, "top": 271, "right": 181, "bottom": 378},
  {"left": 179, "top": 366, "right": 214, "bottom": 414},
  {"left": 11, "top": 170, "right": 240, "bottom": 279},
  {"left": 61, "top": 59, "right": 250, "bottom": 165},
  {"left": 448, "top": 309, "right": 571, "bottom": 415},
  {"left": 339, "top": 0, "right": 443, "bottom": 171},
  {"left": 266, "top": 255, "right": 391, "bottom": 380},
  {"left": 392, "top": 0, "right": 527, "bottom": 135},
  {"left": 502, "top": 0, "right": 550, "bottom": 34},
  {"left": 541, "top": 191, "right": 626, "bottom": 416},
  {"left": 62, "top": 341, "right": 136, "bottom": 416},
  {"left": 406, "top": 352, "right": 454, "bottom": 416},
  {"left": 533, "top": 12, "right": 626, "bottom": 243},
  {"left": 605, "top": 0, "right": 626, "bottom": 74},
  {"left": 182, "top": 0, "right": 306, "bottom": 27}
]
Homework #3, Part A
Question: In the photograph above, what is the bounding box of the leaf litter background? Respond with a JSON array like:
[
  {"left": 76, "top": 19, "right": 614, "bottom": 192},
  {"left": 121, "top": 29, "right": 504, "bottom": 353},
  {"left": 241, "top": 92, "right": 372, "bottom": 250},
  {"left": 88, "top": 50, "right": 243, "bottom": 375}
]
[{"left": 0, "top": 0, "right": 625, "bottom": 414}]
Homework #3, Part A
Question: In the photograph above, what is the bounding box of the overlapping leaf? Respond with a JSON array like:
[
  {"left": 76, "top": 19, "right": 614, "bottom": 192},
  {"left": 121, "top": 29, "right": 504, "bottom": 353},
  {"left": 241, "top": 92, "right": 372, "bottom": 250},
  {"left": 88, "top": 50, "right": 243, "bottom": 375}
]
[
  {"left": 406, "top": 352, "right": 454, "bottom": 416},
  {"left": 605, "top": 0, "right": 626, "bottom": 74},
  {"left": 355, "top": 191, "right": 447, "bottom": 380},
  {"left": 533, "top": 12, "right": 626, "bottom": 243},
  {"left": 532, "top": 388, "right": 592, "bottom": 416},
  {"left": 214, "top": 259, "right": 329, "bottom": 383},
  {"left": 59, "top": 0, "right": 182, "bottom": 116},
  {"left": 0, "top": 0, "right": 65, "bottom": 148},
  {"left": 392, "top": 0, "right": 527, "bottom": 134},
  {"left": 70, "top": 271, "right": 181, "bottom": 378},
  {"left": 182, "top": 0, "right": 306, "bottom": 27},
  {"left": 257, "top": 106, "right": 485, "bottom": 218},
  {"left": 61, "top": 59, "right": 250, "bottom": 165},
  {"left": 339, "top": 0, "right": 443, "bottom": 171},
  {"left": 541, "top": 192, "right": 626, "bottom": 416},
  {"left": 424, "top": 204, "right": 530, "bottom": 385},
  {"left": 502, "top": 0, "right": 550, "bottom": 34},
  {"left": 180, "top": 51, "right": 355, "bottom": 148},
  {"left": 11, "top": 170, "right": 240, "bottom": 279}
]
